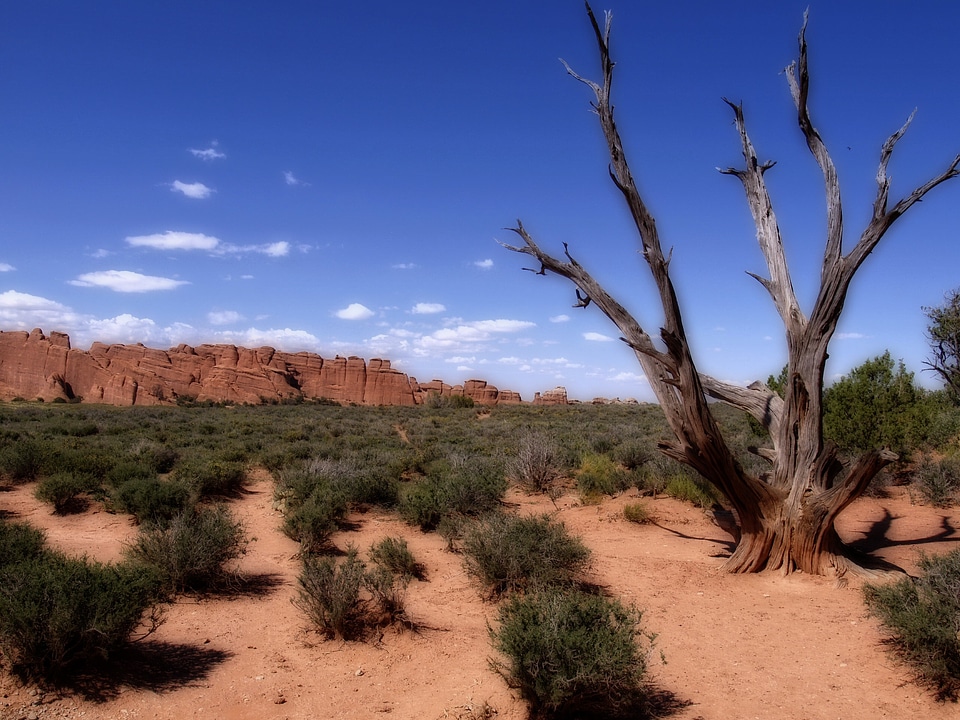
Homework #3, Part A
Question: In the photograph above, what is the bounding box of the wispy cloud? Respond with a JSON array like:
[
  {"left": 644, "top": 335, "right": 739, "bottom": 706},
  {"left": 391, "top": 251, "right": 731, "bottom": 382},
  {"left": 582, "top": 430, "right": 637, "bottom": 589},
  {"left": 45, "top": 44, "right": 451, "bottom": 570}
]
[
  {"left": 0, "top": 263, "right": 14, "bottom": 272},
  {"left": 835, "top": 332, "right": 866, "bottom": 340},
  {"left": 127, "top": 231, "right": 220, "bottom": 251},
  {"left": 549, "top": 314, "right": 570, "bottom": 323},
  {"left": 125, "top": 231, "right": 289, "bottom": 258},
  {"left": 474, "top": 259, "right": 494, "bottom": 270},
  {"left": 336, "top": 303, "right": 375, "bottom": 320},
  {"left": 189, "top": 142, "right": 225, "bottom": 161},
  {"left": 584, "top": 332, "right": 615, "bottom": 342},
  {"left": 0, "top": 290, "right": 81, "bottom": 328},
  {"left": 283, "top": 171, "right": 310, "bottom": 187},
  {"left": 417, "top": 318, "right": 535, "bottom": 353},
  {"left": 207, "top": 310, "right": 244, "bottom": 326},
  {"left": 171, "top": 180, "right": 214, "bottom": 199},
  {"left": 393, "top": 263, "right": 417, "bottom": 270},
  {"left": 213, "top": 327, "right": 321, "bottom": 350},
  {"left": 412, "top": 302, "right": 445, "bottom": 315},
  {"left": 70, "top": 270, "right": 189, "bottom": 293}
]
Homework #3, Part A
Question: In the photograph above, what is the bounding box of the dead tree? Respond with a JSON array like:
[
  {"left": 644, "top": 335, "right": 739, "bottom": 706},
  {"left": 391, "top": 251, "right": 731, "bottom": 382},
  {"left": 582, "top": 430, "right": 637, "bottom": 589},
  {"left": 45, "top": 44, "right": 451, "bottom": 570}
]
[{"left": 503, "top": 6, "right": 959, "bottom": 577}]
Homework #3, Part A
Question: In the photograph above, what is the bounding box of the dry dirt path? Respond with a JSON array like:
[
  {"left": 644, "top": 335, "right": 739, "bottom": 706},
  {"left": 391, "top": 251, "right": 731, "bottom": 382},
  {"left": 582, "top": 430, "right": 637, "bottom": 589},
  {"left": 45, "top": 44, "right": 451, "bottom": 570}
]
[{"left": 1, "top": 476, "right": 958, "bottom": 719}]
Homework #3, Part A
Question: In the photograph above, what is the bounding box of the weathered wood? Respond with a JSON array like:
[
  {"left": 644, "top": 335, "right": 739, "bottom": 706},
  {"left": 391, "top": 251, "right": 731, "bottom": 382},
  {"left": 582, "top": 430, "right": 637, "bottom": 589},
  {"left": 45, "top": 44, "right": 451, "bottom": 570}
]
[{"left": 505, "top": 4, "right": 959, "bottom": 576}]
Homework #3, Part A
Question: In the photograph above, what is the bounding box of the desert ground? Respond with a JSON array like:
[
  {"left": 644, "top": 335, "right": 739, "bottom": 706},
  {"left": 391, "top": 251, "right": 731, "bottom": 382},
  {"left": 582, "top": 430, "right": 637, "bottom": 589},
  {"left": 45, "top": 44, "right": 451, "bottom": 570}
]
[{"left": 1, "top": 470, "right": 958, "bottom": 720}]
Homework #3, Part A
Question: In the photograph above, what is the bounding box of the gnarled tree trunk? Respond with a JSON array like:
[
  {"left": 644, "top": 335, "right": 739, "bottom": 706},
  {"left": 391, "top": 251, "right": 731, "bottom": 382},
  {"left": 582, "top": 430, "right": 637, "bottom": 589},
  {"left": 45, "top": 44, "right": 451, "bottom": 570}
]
[{"left": 504, "top": 6, "right": 959, "bottom": 577}]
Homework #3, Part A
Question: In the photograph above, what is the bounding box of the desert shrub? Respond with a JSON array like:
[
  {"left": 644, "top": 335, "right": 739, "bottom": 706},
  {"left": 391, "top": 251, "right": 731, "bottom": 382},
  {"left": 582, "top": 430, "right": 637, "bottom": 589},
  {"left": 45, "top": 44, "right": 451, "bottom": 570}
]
[
  {"left": 34, "top": 472, "right": 91, "bottom": 514},
  {"left": 129, "top": 442, "right": 179, "bottom": 474},
  {"left": 175, "top": 459, "right": 247, "bottom": 498},
  {"left": 576, "top": 452, "right": 634, "bottom": 503},
  {"left": 623, "top": 501, "right": 656, "bottom": 524},
  {"left": 462, "top": 513, "right": 590, "bottom": 597},
  {"left": 294, "top": 548, "right": 368, "bottom": 640},
  {"left": 401, "top": 457, "right": 507, "bottom": 531},
  {"left": 363, "top": 565, "right": 410, "bottom": 626},
  {"left": 369, "top": 536, "right": 424, "bottom": 580},
  {"left": 489, "top": 589, "right": 653, "bottom": 717},
  {"left": 113, "top": 477, "right": 192, "bottom": 527},
  {"left": 105, "top": 460, "right": 157, "bottom": 489},
  {"left": 424, "top": 392, "right": 475, "bottom": 409},
  {"left": 0, "top": 438, "right": 49, "bottom": 482},
  {"left": 864, "top": 548, "right": 960, "bottom": 700},
  {"left": 282, "top": 486, "right": 349, "bottom": 553},
  {"left": 665, "top": 474, "right": 720, "bottom": 509},
  {"left": 613, "top": 440, "right": 652, "bottom": 472},
  {"left": 912, "top": 455, "right": 960, "bottom": 508},
  {"left": 0, "top": 552, "right": 161, "bottom": 682},
  {"left": 125, "top": 504, "right": 246, "bottom": 594},
  {"left": 511, "top": 431, "right": 561, "bottom": 494},
  {"left": 0, "top": 521, "right": 46, "bottom": 568}
]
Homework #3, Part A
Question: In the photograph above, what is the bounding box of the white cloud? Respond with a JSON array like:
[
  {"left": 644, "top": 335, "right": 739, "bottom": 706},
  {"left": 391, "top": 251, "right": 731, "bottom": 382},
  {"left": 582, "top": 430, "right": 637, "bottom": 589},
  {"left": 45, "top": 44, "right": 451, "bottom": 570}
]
[
  {"left": 283, "top": 171, "right": 310, "bottom": 187},
  {"left": 609, "top": 371, "right": 647, "bottom": 383},
  {"left": 171, "top": 180, "right": 214, "bottom": 199},
  {"left": 474, "top": 259, "right": 494, "bottom": 270},
  {"left": 126, "top": 231, "right": 220, "bottom": 251},
  {"left": 550, "top": 314, "right": 570, "bottom": 323},
  {"left": 416, "top": 318, "right": 535, "bottom": 353},
  {"left": 393, "top": 263, "right": 417, "bottom": 270},
  {"left": 217, "top": 241, "right": 290, "bottom": 257},
  {"left": 262, "top": 242, "right": 289, "bottom": 257},
  {"left": 189, "top": 143, "right": 225, "bottom": 161},
  {"left": 412, "top": 302, "right": 445, "bottom": 315},
  {"left": 336, "top": 303, "right": 375, "bottom": 320},
  {"left": 70, "top": 270, "right": 189, "bottom": 293},
  {"left": 498, "top": 356, "right": 523, "bottom": 365},
  {"left": 836, "top": 332, "right": 866, "bottom": 340},
  {"left": 0, "top": 263, "right": 14, "bottom": 272},
  {"left": 208, "top": 310, "right": 244, "bottom": 326},
  {"left": 584, "top": 332, "right": 615, "bottom": 342},
  {"left": 91, "top": 249, "right": 112, "bottom": 258},
  {"left": 0, "top": 290, "right": 76, "bottom": 322},
  {"left": 214, "top": 327, "right": 322, "bottom": 351}
]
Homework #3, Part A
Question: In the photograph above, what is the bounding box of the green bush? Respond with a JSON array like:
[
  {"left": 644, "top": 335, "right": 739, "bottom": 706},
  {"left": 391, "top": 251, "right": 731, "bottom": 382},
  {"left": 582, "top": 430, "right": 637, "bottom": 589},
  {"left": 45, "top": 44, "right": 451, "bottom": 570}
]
[
  {"left": 0, "top": 439, "right": 49, "bottom": 482},
  {"left": 0, "top": 521, "right": 46, "bottom": 568},
  {"left": 490, "top": 589, "right": 653, "bottom": 717},
  {"left": 282, "top": 486, "right": 348, "bottom": 553},
  {"left": 462, "top": 513, "right": 590, "bottom": 597},
  {"left": 176, "top": 459, "right": 247, "bottom": 498},
  {"left": 864, "top": 548, "right": 960, "bottom": 700},
  {"left": 912, "top": 455, "right": 960, "bottom": 508},
  {"left": 34, "top": 472, "right": 91, "bottom": 514},
  {"left": 125, "top": 504, "right": 247, "bottom": 594},
  {"left": 623, "top": 501, "right": 656, "bottom": 524},
  {"left": 369, "top": 536, "right": 424, "bottom": 580},
  {"left": 0, "top": 552, "right": 161, "bottom": 682},
  {"left": 294, "top": 548, "right": 368, "bottom": 640},
  {"left": 401, "top": 458, "right": 507, "bottom": 531},
  {"left": 113, "top": 477, "right": 192, "bottom": 527},
  {"left": 664, "top": 474, "right": 720, "bottom": 509},
  {"left": 576, "top": 452, "right": 634, "bottom": 503}
]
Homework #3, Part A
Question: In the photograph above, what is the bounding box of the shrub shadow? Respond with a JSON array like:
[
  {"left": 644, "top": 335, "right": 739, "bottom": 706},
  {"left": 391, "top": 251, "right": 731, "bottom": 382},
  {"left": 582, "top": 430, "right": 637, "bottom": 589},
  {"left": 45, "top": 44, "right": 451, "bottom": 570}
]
[
  {"left": 549, "top": 684, "right": 691, "bottom": 719},
  {"left": 63, "top": 640, "right": 233, "bottom": 701}
]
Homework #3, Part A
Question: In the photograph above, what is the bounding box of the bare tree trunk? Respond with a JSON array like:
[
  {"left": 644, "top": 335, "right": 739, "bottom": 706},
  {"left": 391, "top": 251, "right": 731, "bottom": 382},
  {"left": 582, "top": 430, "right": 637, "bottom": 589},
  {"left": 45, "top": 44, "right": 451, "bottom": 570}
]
[{"left": 504, "top": 5, "right": 959, "bottom": 577}]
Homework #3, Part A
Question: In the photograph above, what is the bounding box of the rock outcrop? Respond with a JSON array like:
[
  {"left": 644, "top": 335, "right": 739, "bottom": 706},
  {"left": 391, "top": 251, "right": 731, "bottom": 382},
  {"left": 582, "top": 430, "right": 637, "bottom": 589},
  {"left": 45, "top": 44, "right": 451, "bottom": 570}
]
[{"left": 0, "top": 329, "right": 537, "bottom": 407}]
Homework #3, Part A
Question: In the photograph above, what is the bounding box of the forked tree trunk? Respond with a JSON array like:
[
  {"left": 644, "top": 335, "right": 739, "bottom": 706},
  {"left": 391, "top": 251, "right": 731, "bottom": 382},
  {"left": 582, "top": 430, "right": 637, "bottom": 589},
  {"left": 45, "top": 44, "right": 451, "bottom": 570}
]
[{"left": 504, "top": 6, "right": 959, "bottom": 577}]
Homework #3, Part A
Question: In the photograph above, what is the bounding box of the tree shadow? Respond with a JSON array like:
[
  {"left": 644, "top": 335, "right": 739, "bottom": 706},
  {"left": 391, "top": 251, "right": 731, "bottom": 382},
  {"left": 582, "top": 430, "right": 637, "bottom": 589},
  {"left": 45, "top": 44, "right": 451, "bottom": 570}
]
[
  {"left": 187, "top": 571, "right": 288, "bottom": 600},
  {"left": 845, "top": 509, "right": 959, "bottom": 555},
  {"left": 651, "top": 522, "right": 738, "bottom": 555},
  {"left": 58, "top": 640, "right": 233, "bottom": 701}
]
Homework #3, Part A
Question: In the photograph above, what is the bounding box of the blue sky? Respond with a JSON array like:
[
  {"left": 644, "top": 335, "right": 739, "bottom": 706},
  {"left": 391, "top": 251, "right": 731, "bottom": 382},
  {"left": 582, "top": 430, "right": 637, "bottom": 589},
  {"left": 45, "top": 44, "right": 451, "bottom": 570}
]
[{"left": 1, "top": 1, "right": 958, "bottom": 402}]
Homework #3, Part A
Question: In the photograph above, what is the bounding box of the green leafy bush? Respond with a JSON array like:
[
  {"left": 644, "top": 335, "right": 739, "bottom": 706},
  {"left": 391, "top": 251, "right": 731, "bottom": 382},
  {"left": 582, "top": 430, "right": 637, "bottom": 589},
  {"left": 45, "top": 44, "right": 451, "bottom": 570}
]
[
  {"left": 176, "top": 459, "right": 247, "bottom": 498},
  {"left": 401, "top": 458, "right": 507, "bottom": 531},
  {"left": 622, "top": 501, "right": 656, "bottom": 524},
  {"left": 0, "top": 552, "right": 161, "bottom": 682},
  {"left": 864, "top": 548, "right": 960, "bottom": 700},
  {"left": 34, "top": 472, "right": 91, "bottom": 514},
  {"left": 490, "top": 589, "right": 653, "bottom": 717},
  {"left": 664, "top": 474, "right": 720, "bottom": 509},
  {"left": 0, "top": 438, "right": 49, "bottom": 482},
  {"left": 462, "top": 513, "right": 590, "bottom": 597},
  {"left": 0, "top": 521, "right": 46, "bottom": 568},
  {"left": 576, "top": 452, "right": 634, "bottom": 503},
  {"left": 113, "top": 477, "right": 192, "bottom": 527},
  {"left": 369, "top": 536, "right": 424, "bottom": 580},
  {"left": 125, "top": 505, "right": 247, "bottom": 594}
]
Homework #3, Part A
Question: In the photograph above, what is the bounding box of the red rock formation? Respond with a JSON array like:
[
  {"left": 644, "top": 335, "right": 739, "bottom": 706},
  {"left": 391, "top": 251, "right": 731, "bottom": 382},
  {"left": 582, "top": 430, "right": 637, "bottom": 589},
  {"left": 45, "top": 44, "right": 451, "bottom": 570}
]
[
  {"left": 533, "top": 387, "right": 569, "bottom": 406},
  {"left": 0, "top": 329, "right": 540, "bottom": 407}
]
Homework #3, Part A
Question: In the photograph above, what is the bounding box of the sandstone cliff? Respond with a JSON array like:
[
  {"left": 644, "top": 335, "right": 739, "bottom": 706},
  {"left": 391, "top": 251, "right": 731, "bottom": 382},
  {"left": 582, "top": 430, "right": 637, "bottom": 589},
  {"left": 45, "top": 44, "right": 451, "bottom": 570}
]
[{"left": 0, "top": 329, "right": 531, "bottom": 407}]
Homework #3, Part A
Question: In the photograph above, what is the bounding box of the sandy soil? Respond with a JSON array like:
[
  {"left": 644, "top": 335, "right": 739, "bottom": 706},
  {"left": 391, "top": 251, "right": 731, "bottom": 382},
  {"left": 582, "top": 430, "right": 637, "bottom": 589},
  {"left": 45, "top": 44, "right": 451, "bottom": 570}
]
[{"left": 1, "top": 472, "right": 958, "bottom": 720}]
